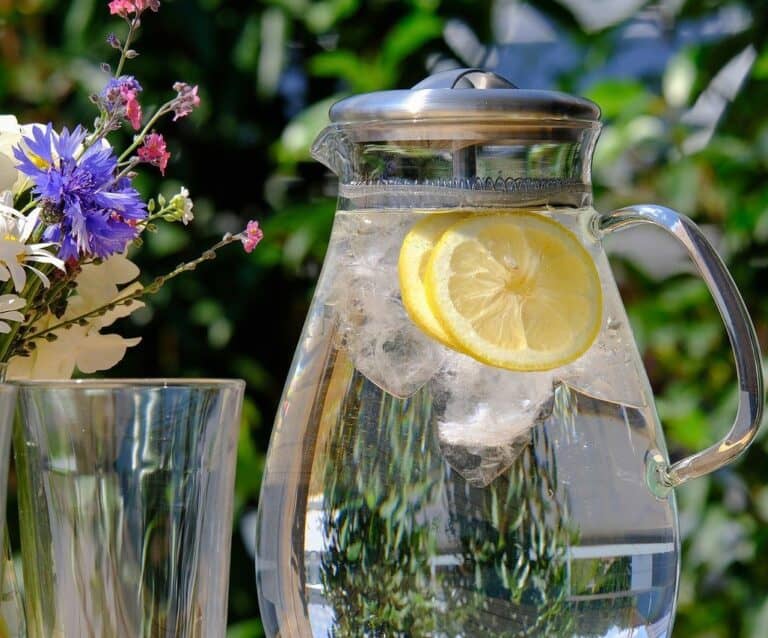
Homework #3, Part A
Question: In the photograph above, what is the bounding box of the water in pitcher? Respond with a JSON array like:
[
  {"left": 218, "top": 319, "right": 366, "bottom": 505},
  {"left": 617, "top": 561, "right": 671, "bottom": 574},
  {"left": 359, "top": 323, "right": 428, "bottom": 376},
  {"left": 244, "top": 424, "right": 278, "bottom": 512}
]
[{"left": 256, "top": 207, "right": 679, "bottom": 638}]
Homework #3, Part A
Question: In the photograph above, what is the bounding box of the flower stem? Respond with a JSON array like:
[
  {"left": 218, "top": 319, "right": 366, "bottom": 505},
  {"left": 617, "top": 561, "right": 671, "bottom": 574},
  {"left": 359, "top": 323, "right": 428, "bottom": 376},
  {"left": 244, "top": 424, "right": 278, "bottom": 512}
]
[
  {"left": 113, "top": 158, "right": 141, "bottom": 183},
  {"left": 0, "top": 270, "right": 48, "bottom": 362},
  {"left": 138, "top": 205, "right": 177, "bottom": 227},
  {"left": 118, "top": 104, "right": 172, "bottom": 163},
  {"left": 23, "top": 233, "right": 242, "bottom": 347},
  {"left": 18, "top": 199, "right": 37, "bottom": 215},
  {"left": 114, "top": 17, "right": 138, "bottom": 79},
  {"left": 80, "top": 119, "right": 116, "bottom": 158},
  {"left": 24, "top": 273, "right": 74, "bottom": 332}
]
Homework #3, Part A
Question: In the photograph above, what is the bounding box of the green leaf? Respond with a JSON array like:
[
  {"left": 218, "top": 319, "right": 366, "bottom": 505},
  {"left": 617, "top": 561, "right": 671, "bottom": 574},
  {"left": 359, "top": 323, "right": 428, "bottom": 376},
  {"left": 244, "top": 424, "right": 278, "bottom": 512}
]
[
  {"left": 257, "top": 8, "right": 287, "bottom": 97},
  {"left": 275, "top": 96, "right": 338, "bottom": 164},
  {"left": 264, "top": 0, "right": 307, "bottom": 19},
  {"left": 234, "top": 398, "right": 265, "bottom": 511},
  {"left": 232, "top": 15, "right": 261, "bottom": 71},
  {"left": 305, "top": 0, "right": 359, "bottom": 33},
  {"left": 380, "top": 12, "right": 444, "bottom": 69},
  {"left": 189, "top": 299, "right": 224, "bottom": 325},
  {"left": 753, "top": 44, "right": 768, "bottom": 79},
  {"left": 233, "top": 357, "right": 271, "bottom": 392},
  {"left": 63, "top": 0, "right": 96, "bottom": 50},
  {"left": 145, "top": 223, "right": 189, "bottom": 258},
  {"left": 346, "top": 540, "right": 362, "bottom": 561},
  {"left": 208, "top": 316, "right": 233, "bottom": 348},
  {"left": 584, "top": 79, "right": 653, "bottom": 120},
  {"left": 226, "top": 618, "right": 264, "bottom": 638},
  {"left": 254, "top": 199, "right": 335, "bottom": 271},
  {"left": 309, "top": 49, "right": 363, "bottom": 81},
  {"left": 282, "top": 226, "right": 313, "bottom": 269},
  {"left": 657, "top": 159, "right": 701, "bottom": 213}
]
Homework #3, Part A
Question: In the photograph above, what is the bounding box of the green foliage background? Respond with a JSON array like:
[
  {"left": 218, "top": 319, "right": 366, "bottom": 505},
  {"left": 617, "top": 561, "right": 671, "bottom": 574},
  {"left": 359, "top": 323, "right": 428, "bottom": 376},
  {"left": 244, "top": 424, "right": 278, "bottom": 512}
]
[{"left": 1, "top": 0, "right": 767, "bottom": 636}]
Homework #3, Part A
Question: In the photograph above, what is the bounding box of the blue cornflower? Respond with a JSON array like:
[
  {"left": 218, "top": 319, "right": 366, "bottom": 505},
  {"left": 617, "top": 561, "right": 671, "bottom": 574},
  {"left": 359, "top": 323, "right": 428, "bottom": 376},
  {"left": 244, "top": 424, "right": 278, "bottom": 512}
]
[{"left": 13, "top": 124, "right": 147, "bottom": 261}]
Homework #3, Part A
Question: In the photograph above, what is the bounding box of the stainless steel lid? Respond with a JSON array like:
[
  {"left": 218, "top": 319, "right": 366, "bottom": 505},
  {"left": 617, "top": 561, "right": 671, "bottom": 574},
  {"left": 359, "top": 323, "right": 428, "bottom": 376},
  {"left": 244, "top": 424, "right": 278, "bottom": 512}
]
[{"left": 328, "top": 68, "right": 600, "bottom": 125}]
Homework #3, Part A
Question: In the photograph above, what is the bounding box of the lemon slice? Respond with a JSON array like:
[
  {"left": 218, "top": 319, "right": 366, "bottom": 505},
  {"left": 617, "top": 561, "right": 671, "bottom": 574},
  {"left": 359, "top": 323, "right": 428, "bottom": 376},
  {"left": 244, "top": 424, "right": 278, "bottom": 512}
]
[
  {"left": 425, "top": 212, "right": 602, "bottom": 371},
  {"left": 398, "top": 212, "right": 466, "bottom": 348}
]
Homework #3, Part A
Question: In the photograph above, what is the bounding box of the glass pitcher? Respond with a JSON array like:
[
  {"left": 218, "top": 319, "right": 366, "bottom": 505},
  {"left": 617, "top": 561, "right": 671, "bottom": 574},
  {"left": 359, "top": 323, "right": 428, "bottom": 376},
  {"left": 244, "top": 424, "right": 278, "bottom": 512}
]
[{"left": 254, "top": 69, "right": 763, "bottom": 638}]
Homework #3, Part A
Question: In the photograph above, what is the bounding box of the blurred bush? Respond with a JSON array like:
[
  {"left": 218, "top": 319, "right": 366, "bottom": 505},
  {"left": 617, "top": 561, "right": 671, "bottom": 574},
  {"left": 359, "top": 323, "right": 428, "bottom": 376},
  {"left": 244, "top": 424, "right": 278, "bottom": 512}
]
[{"left": 1, "top": 0, "right": 766, "bottom": 636}]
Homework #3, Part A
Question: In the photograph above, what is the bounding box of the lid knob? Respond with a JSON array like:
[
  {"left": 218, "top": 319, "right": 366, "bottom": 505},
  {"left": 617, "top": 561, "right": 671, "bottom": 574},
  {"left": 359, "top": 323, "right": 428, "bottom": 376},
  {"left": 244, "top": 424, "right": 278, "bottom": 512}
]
[{"left": 411, "top": 68, "right": 518, "bottom": 90}]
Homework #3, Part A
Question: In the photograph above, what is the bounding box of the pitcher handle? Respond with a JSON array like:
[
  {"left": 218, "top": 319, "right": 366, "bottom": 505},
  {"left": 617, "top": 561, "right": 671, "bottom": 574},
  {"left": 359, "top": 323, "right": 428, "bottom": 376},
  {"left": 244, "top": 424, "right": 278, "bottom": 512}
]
[{"left": 598, "top": 204, "right": 764, "bottom": 491}]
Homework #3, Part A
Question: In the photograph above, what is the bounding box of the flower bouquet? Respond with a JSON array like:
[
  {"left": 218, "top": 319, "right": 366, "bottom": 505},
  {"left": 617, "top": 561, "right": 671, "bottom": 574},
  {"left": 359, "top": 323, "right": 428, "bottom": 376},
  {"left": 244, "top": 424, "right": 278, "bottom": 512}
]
[
  {"left": 0, "top": 0, "right": 261, "bottom": 381},
  {"left": 0, "top": 1, "right": 261, "bottom": 635}
]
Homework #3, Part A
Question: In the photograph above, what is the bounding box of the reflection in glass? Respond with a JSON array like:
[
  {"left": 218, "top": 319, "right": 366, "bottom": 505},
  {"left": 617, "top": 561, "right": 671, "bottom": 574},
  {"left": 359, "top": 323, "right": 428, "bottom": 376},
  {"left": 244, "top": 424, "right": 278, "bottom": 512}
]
[
  {"left": 255, "top": 208, "right": 679, "bottom": 637},
  {"left": 15, "top": 380, "right": 244, "bottom": 638}
]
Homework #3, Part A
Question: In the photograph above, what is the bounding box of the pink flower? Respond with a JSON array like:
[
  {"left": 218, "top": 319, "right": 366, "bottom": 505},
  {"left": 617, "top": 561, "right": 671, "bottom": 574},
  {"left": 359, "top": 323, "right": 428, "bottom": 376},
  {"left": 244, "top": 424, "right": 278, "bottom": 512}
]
[
  {"left": 137, "top": 133, "right": 171, "bottom": 175},
  {"left": 122, "top": 88, "right": 142, "bottom": 130},
  {"left": 171, "top": 82, "right": 201, "bottom": 121},
  {"left": 241, "top": 220, "right": 263, "bottom": 253},
  {"left": 136, "top": 0, "right": 160, "bottom": 11},
  {"left": 108, "top": 0, "right": 135, "bottom": 16},
  {"left": 108, "top": 0, "right": 159, "bottom": 17}
]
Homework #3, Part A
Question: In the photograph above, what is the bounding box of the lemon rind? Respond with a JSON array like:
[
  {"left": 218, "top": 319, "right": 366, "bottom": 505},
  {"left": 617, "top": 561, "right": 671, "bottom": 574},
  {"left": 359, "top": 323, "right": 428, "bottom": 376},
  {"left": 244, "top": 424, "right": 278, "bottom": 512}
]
[{"left": 398, "top": 213, "right": 467, "bottom": 349}]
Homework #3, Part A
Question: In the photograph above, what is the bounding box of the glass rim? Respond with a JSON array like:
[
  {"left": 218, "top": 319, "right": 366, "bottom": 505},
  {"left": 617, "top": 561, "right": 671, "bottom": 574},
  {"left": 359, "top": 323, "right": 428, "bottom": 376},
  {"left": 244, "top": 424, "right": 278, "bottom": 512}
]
[{"left": 8, "top": 378, "right": 246, "bottom": 390}]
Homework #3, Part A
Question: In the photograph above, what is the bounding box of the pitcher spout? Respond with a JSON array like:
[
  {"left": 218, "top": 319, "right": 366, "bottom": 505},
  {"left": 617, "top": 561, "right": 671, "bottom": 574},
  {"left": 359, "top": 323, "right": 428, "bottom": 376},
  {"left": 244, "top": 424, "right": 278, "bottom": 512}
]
[{"left": 310, "top": 125, "right": 353, "bottom": 179}]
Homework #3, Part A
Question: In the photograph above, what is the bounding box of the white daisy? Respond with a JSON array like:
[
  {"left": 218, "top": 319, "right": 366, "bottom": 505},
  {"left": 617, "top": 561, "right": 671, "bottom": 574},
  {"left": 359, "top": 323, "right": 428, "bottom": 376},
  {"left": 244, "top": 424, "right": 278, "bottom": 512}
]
[
  {"left": 0, "top": 195, "right": 65, "bottom": 292},
  {"left": 0, "top": 294, "right": 25, "bottom": 334}
]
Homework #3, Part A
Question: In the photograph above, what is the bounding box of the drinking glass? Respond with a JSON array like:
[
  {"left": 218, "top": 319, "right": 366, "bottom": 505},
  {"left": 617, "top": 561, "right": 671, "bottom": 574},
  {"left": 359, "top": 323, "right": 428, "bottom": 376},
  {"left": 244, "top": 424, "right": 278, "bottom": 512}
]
[{"left": 14, "top": 379, "right": 244, "bottom": 638}]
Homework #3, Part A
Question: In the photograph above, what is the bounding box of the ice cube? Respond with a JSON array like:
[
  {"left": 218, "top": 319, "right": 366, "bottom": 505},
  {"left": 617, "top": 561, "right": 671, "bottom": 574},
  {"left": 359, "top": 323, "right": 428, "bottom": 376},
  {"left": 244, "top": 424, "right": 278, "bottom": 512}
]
[
  {"left": 432, "top": 351, "right": 555, "bottom": 487},
  {"left": 331, "top": 264, "right": 445, "bottom": 398},
  {"left": 330, "top": 212, "right": 446, "bottom": 397},
  {"left": 438, "top": 404, "right": 538, "bottom": 489},
  {"left": 343, "top": 297, "right": 446, "bottom": 398},
  {"left": 337, "top": 211, "right": 412, "bottom": 275},
  {"left": 560, "top": 314, "right": 648, "bottom": 408}
]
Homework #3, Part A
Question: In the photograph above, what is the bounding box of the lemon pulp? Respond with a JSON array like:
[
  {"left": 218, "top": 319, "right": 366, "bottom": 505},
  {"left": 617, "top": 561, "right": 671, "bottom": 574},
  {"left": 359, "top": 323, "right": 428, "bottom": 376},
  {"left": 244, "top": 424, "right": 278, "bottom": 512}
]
[{"left": 399, "top": 211, "right": 602, "bottom": 371}]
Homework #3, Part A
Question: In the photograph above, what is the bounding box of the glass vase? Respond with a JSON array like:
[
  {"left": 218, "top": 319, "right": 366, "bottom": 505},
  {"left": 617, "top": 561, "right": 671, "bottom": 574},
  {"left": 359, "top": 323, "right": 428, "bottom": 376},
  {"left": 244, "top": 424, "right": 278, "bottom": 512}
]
[{"left": 13, "top": 379, "right": 244, "bottom": 638}]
